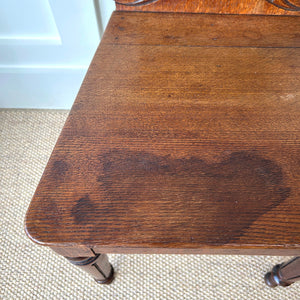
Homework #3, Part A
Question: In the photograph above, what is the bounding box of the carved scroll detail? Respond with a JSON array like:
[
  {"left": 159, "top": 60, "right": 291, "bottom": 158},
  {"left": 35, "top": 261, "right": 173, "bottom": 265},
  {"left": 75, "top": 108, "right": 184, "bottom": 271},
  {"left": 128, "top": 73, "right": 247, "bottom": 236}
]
[
  {"left": 115, "top": 0, "right": 159, "bottom": 7},
  {"left": 266, "top": 0, "right": 300, "bottom": 11}
]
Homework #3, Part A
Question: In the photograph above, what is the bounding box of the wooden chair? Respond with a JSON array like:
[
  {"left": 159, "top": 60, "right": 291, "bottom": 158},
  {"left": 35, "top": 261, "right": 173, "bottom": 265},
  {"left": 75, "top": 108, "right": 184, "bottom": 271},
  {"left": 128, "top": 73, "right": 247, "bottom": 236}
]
[{"left": 25, "top": 0, "right": 300, "bottom": 288}]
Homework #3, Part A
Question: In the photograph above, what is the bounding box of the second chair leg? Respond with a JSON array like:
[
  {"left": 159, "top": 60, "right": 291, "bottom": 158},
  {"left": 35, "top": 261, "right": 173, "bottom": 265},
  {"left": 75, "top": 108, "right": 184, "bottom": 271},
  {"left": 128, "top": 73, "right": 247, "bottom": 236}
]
[
  {"left": 66, "top": 253, "right": 114, "bottom": 284},
  {"left": 265, "top": 257, "right": 300, "bottom": 287}
]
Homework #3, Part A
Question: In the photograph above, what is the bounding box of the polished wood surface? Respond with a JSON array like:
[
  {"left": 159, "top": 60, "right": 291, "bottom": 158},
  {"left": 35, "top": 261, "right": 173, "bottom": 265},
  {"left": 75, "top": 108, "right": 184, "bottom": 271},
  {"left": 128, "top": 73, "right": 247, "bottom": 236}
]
[
  {"left": 104, "top": 12, "right": 299, "bottom": 48},
  {"left": 116, "top": 0, "right": 300, "bottom": 15},
  {"left": 25, "top": 12, "right": 300, "bottom": 255}
]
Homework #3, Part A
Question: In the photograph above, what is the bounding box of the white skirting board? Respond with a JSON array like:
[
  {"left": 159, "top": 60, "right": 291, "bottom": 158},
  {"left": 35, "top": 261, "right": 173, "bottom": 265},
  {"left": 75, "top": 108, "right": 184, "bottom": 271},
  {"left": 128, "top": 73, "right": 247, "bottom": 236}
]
[{"left": 0, "top": 68, "right": 86, "bottom": 109}]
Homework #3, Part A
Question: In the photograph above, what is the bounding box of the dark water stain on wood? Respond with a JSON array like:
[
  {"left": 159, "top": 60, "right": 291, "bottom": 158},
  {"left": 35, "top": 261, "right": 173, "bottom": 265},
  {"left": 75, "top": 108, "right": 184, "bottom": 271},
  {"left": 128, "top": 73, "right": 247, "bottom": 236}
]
[
  {"left": 72, "top": 195, "right": 98, "bottom": 225},
  {"left": 51, "top": 160, "right": 68, "bottom": 177},
  {"left": 82, "top": 150, "right": 290, "bottom": 245}
]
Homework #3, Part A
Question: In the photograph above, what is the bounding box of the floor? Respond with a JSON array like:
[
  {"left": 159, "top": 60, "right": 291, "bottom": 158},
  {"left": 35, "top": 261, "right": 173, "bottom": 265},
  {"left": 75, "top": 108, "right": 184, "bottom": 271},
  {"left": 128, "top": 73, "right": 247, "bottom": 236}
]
[{"left": 0, "top": 109, "right": 299, "bottom": 299}]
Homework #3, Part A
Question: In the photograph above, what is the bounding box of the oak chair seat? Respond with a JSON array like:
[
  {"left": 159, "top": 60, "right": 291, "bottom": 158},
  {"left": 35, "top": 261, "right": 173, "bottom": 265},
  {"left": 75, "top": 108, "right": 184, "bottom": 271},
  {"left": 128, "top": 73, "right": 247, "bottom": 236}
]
[{"left": 25, "top": 11, "right": 300, "bottom": 285}]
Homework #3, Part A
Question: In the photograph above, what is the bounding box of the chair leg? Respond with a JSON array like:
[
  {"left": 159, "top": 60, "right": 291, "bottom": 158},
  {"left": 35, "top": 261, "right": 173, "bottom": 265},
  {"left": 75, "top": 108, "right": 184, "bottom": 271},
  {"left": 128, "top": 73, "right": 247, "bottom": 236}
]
[
  {"left": 65, "top": 253, "right": 114, "bottom": 284},
  {"left": 265, "top": 257, "right": 300, "bottom": 287}
]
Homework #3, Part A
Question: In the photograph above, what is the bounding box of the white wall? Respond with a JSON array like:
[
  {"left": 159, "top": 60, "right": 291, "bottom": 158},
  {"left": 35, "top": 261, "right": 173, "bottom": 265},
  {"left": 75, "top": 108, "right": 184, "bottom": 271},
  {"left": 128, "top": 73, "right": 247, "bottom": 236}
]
[{"left": 0, "top": 0, "right": 115, "bottom": 109}]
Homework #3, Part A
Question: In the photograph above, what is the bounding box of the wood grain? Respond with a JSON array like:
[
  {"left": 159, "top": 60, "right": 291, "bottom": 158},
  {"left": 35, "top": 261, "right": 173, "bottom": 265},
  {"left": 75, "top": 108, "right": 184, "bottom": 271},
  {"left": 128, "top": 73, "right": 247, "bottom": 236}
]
[
  {"left": 116, "top": 0, "right": 300, "bottom": 15},
  {"left": 25, "top": 12, "right": 300, "bottom": 255},
  {"left": 103, "top": 12, "right": 300, "bottom": 48}
]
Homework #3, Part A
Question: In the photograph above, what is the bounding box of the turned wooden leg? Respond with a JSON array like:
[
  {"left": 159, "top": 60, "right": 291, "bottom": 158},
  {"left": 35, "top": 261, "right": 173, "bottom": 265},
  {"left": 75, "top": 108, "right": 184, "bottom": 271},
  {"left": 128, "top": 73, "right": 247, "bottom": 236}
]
[
  {"left": 265, "top": 257, "right": 300, "bottom": 287},
  {"left": 65, "top": 254, "right": 114, "bottom": 284}
]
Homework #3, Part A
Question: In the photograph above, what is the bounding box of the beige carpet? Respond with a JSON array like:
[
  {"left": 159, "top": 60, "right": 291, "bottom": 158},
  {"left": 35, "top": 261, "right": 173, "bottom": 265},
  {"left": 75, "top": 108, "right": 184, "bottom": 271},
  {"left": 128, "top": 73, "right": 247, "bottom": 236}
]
[{"left": 0, "top": 109, "right": 299, "bottom": 300}]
